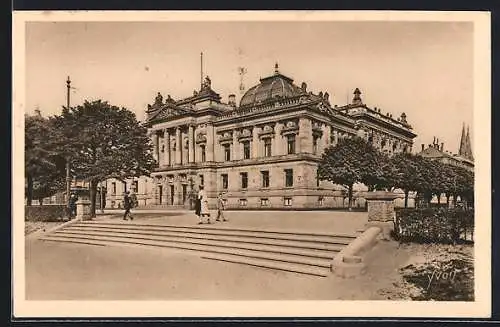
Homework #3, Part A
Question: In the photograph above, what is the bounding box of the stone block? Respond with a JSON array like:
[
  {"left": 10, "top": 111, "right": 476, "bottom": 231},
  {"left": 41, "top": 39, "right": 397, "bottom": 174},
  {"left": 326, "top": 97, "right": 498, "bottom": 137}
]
[{"left": 76, "top": 199, "right": 92, "bottom": 221}]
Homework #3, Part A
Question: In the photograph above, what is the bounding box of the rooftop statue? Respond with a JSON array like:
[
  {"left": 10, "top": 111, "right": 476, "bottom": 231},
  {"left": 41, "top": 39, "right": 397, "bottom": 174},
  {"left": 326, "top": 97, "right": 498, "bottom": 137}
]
[
  {"left": 202, "top": 76, "right": 212, "bottom": 89},
  {"left": 154, "top": 92, "right": 163, "bottom": 106}
]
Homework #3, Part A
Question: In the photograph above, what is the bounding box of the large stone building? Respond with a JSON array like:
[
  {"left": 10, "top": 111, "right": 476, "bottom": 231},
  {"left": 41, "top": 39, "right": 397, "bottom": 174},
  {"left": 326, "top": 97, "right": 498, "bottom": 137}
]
[
  {"left": 418, "top": 125, "right": 474, "bottom": 172},
  {"left": 106, "top": 64, "right": 417, "bottom": 209}
]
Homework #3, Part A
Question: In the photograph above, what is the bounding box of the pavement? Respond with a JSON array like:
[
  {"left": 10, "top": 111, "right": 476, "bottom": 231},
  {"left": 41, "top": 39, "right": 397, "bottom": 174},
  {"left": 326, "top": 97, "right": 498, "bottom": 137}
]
[
  {"left": 95, "top": 210, "right": 368, "bottom": 235},
  {"left": 25, "top": 210, "right": 407, "bottom": 300}
]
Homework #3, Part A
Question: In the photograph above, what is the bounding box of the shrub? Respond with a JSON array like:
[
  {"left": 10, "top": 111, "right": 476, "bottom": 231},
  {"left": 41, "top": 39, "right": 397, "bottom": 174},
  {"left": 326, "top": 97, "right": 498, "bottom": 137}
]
[
  {"left": 25, "top": 205, "right": 67, "bottom": 222},
  {"left": 395, "top": 208, "right": 474, "bottom": 244}
]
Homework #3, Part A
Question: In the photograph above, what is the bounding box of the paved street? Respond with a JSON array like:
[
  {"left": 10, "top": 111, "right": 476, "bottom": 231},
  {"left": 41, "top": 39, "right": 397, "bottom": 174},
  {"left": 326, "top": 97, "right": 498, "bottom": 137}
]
[
  {"left": 25, "top": 236, "right": 407, "bottom": 300},
  {"left": 97, "top": 210, "right": 368, "bottom": 234}
]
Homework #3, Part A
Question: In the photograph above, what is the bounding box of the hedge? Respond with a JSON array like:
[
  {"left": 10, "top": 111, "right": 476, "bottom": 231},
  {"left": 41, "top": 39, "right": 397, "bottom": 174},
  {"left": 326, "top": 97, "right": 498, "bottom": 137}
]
[
  {"left": 394, "top": 208, "right": 474, "bottom": 244},
  {"left": 25, "top": 205, "right": 67, "bottom": 222}
]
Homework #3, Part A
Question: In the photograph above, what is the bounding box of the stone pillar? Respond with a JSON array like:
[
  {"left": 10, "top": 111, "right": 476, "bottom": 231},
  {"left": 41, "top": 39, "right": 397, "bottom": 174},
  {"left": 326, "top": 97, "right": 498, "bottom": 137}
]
[
  {"left": 76, "top": 199, "right": 92, "bottom": 221},
  {"left": 175, "top": 127, "right": 181, "bottom": 165},
  {"left": 206, "top": 124, "right": 214, "bottom": 162},
  {"left": 188, "top": 125, "right": 195, "bottom": 163},
  {"left": 232, "top": 130, "right": 239, "bottom": 160},
  {"left": 274, "top": 122, "right": 283, "bottom": 156},
  {"left": 164, "top": 129, "right": 170, "bottom": 166},
  {"left": 299, "top": 117, "right": 313, "bottom": 154},
  {"left": 364, "top": 191, "right": 399, "bottom": 240},
  {"left": 323, "top": 124, "right": 331, "bottom": 150},
  {"left": 152, "top": 131, "right": 159, "bottom": 163},
  {"left": 252, "top": 126, "right": 260, "bottom": 158}
]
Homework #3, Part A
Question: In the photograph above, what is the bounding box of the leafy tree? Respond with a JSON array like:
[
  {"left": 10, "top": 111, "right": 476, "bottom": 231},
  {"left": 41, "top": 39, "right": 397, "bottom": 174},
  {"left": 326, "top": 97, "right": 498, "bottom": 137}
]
[
  {"left": 51, "top": 100, "right": 156, "bottom": 217},
  {"left": 25, "top": 113, "right": 66, "bottom": 205},
  {"left": 390, "top": 152, "right": 429, "bottom": 208},
  {"left": 318, "top": 136, "right": 384, "bottom": 209}
]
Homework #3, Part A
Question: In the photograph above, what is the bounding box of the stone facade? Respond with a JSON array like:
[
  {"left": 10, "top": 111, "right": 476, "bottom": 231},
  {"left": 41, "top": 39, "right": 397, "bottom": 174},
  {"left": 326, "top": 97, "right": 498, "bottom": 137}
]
[{"left": 106, "top": 65, "right": 417, "bottom": 209}]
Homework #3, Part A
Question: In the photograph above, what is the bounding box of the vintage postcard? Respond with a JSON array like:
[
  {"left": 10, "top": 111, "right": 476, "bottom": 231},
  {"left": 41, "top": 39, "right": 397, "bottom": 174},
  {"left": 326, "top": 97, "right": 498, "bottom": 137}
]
[{"left": 12, "top": 11, "right": 491, "bottom": 318}]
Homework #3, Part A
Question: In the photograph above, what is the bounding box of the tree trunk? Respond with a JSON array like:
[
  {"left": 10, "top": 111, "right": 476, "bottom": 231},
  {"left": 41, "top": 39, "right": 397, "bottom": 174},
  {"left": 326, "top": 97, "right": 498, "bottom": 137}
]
[
  {"left": 446, "top": 194, "right": 450, "bottom": 207},
  {"left": 437, "top": 193, "right": 441, "bottom": 204},
  {"left": 26, "top": 174, "right": 33, "bottom": 206},
  {"left": 404, "top": 190, "right": 409, "bottom": 208},
  {"left": 89, "top": 179, "right": 98, "bottom": 218},
  {"left": 348, "top": 184, "right": 353, "bottom": 211},
  {"left": 38, "top": 198, "right": 43, "bottom": 205}
]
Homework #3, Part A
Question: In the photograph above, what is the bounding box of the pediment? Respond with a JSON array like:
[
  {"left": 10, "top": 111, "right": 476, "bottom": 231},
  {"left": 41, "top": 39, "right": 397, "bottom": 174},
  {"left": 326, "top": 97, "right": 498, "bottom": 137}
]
[{"left": 148, "top": 104, "right": 193, "bottom": 122}]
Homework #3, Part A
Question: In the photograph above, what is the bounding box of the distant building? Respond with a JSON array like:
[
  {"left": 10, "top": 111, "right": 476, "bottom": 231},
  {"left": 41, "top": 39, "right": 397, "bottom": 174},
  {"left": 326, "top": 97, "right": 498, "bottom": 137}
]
[
  {"left": 417, "top": 125, "right": 474, "bottom": 172},
  {"left": 106, "top": 64, "right": 417, "bottom": 209}
]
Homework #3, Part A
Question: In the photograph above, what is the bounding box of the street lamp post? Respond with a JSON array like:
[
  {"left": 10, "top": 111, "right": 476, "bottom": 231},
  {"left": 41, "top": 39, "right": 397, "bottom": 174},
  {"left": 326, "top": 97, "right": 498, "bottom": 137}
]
[{"left": 65, "top": 76, "right": 72, "bottom": 217}]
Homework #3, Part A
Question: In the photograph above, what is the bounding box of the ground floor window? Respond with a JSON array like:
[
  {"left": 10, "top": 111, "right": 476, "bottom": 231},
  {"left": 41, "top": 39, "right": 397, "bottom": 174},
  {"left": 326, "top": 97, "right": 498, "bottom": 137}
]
[
  {"left": 284, "top": 197, "right": 292, "bottom": 206},
  {"left": 221, "top": 174, "right": 228, "bottom": 190},
  {"left": 239, "top": 198, "right": 248, "bottom": 206},
  {"left": 284, "top": 169, "right": 294, "bottom": 187},
  {"left": 260, "top": 198, "right": 269, "bottom": 206},
  {"left": 318, "top": 196, "right": 324, "bottom": 206}
]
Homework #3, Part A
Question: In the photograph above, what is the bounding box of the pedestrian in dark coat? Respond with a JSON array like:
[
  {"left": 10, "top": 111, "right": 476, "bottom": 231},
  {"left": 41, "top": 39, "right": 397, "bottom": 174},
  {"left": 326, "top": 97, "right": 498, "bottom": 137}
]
[{"left": 123, "top": 191, "right": 134, "bottom": 220}]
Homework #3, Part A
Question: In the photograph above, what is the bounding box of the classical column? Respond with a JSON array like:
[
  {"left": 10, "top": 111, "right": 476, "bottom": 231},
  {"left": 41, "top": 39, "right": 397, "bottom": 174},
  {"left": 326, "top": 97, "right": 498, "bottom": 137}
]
[
  {"left": 299, "top": 118, "right": 313, "bottom": 154},
  {"left": 252, "top": 126, "right": 260, "bottom": 158},
  {"left": 151, "top": 131, "right": 159, "bottom": 162},
  {"left": 206, "top": 124, "right": 214, "bottom": 162},
  {"left": 323, "top": 124, "right": 331, "bottom": 150},
  {"left": 274, "top": 122, "right": 284, "bottom": 156},
  {"left": 164, "top": 129, "right": 170, "bottom": 166},
  {"left": 232, "top": 130, "right": 239, "bottom": 160},
  {"left": 188, "top": 125, "right": 195, "bottom": 163},
  {"left": 175, "top": 127, "right": 181, "bottom": 165}
]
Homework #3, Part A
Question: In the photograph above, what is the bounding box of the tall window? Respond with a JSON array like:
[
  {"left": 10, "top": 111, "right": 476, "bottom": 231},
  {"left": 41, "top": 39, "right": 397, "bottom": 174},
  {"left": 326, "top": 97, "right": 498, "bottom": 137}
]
[
  {"left": 261, "top": 171, "right": 270, "bottom": 188},
  {"left": 133, "top": 181, "right": 139, "bottom": 193},
  {"left": 221, "top": 174, "right": 228, "bottom": 190},
  {"left": 200, "top": 145, "right": 206, "bottom": 162},
  {"left": 264, "top": 138, "right": 272, "bottom": 157},
  {"left": 243, "top": 141, "right": 251, "bottom": 159},
  {"left": 240, "top": 172, "right": 248, "bottom": 189},
  {"left": 224, "top": 144, "right": 231, "bottom": 161},
  {"left": 199, "top": 174, "right": 204, "bottom": 187},
  {"left": 112, "top": 182, "right": 116, "bottom": 194},
  {"left": 313, "top": 136, "right": 319, "bottom": 154},
  {"left": 285, "top": 169, "right": 294, "bottom": 187},
  {"left": 287, "top": 135, "right": 296, "bottom": 154}
]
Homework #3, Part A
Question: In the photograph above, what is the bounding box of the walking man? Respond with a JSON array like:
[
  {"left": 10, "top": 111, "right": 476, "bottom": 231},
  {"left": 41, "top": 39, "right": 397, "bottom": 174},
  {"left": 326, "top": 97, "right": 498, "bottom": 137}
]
[
  {"left": 123, "top": 191, "right": 134, "bottom": 221},
  {"left": 216, "top": 192, "right": 227, "bottom": 222}
]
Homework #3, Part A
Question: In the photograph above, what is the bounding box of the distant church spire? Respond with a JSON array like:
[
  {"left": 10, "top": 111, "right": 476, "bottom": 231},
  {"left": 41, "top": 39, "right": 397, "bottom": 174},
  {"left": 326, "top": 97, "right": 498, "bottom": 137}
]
[
  {"left": 459, "top": 123, "right": 474, "bottom": 161},
  {"left": 465, "top": 125, "right": 474, "bottom": 161}
]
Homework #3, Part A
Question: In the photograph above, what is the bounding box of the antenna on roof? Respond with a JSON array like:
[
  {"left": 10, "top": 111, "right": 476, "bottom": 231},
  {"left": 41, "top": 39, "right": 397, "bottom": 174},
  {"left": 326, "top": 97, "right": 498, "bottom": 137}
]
[
  {"left": 200, "top": 52, "right": 204, "bottom": 90},
  {"left": 238, "top": 66, "right": 247, "bottom": 94}
]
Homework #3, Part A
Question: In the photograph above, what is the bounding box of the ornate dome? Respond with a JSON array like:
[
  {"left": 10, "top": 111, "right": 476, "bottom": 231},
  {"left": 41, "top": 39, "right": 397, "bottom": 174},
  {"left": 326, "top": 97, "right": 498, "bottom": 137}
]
[{"left": 239, "top": 64, "right": 305, "bottom": 107}]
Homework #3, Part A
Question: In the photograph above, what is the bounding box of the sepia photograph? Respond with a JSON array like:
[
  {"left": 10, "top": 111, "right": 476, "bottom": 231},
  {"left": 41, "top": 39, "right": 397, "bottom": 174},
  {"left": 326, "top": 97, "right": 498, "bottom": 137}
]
[{"left": 12, "top": 11, "right": 491, "bottom": 318}]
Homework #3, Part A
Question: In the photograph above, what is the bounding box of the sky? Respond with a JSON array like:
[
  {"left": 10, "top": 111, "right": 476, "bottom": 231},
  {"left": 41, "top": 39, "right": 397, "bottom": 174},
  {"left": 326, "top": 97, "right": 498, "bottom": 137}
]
[{"left": 25, "top": 20, "right": 474, "bottom": 154}]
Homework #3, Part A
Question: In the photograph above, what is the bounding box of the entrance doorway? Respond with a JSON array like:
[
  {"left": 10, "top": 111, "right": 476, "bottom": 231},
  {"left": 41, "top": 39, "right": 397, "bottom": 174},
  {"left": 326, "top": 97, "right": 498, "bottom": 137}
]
[
  {"left": 158, "top": 185, "right": 163, "bottom": 205},
  {"left": 182, "top": 185, "right": 187, "bottom": 204},
  {"left": 169, "top": 185, "right": 174, "bottom": 205}
]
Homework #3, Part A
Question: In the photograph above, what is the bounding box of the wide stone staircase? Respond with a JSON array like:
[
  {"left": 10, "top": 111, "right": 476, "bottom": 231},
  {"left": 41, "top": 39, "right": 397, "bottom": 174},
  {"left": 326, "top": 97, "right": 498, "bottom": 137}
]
[{"left": 39, "top": 220, "right": 357, "bottom": 277}]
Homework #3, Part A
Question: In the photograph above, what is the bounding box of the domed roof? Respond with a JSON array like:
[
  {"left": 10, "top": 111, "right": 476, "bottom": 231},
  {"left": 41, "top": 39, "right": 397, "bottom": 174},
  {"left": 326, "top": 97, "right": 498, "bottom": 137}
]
[{"left": 239, "top": 64, "right": 304, "bottom": 107}]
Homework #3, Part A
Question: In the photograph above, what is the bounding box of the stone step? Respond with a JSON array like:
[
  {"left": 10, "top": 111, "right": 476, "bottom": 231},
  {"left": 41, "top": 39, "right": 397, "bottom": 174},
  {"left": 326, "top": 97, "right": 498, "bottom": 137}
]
[
  {"left": 201, "top": 254, "right": 331, "bottom": 277},
  {"left": 40, "top": 234, "right": 333, "bottom": 268},
  {"left": 71, "top": 221, "right": 355, "bottom": 244},
  {"left": 52, "top": 229, "right": 336, "bottom": 259},
  {"left": 62, "top": 225, "right": 345, "bottom": 251}
]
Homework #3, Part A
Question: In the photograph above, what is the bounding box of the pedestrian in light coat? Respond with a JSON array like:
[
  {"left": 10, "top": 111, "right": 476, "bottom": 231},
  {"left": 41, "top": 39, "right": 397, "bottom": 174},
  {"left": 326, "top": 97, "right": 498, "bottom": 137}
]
[{"left": 216, "top": 193, "right": 228, "bottom": 222}]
